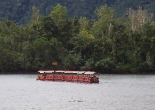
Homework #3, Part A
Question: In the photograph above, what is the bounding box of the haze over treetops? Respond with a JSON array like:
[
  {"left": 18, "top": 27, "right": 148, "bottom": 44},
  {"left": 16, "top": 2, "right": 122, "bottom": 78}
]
[{"left": 0, "top": 0, "right": 155, "bottom": 24}]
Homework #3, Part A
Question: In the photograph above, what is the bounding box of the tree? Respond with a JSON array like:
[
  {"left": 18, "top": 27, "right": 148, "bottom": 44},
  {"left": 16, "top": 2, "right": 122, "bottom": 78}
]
[
  {"left": 49, "top": 4, "right": 67, "bottom": 27},
  {"left": 128, "top": 7, "right": 153, "bottom": 32},
  {"left": 91, "top": 5, "right": 115, "bottom": 38},
  {"left": 79, "top": 17, "right": 92, "bottom": 31},
  {"left": 30, "top": 6, "right": 42, "bottom": 25},
  {"left": 140, "top": 22, "right": 155, "bottom": 71}
]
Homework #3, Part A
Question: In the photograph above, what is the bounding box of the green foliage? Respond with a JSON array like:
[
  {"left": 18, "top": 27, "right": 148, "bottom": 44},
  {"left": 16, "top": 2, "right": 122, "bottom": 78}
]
[
  {"left": 0, "top": 4, "right": 155, "bottom": 74},
  {"left": 39, "top": 16, "right": 58, "bottom": 40},
  {"left": 95, "top": 58, "right": 115, "bottom": 73},
  {"left": 50, "top": 4, "right": 67, "bottom": 24},
  {"left": 91, "top": 5, "right": 115, "bottom": 38},
  {"left": 62, "top": 52, "right": 82, "bottom": 70}
]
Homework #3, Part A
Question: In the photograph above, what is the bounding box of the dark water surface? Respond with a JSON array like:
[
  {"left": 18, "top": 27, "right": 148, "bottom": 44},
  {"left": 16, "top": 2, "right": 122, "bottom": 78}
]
[{"left": 0, "top": 74, "right": 155, "bottom": 110}]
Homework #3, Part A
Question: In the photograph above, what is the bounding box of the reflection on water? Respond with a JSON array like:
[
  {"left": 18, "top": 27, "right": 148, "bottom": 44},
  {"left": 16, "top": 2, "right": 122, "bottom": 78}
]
[{"left": 0, "top": 74, "right": 155, "bottom": 110}]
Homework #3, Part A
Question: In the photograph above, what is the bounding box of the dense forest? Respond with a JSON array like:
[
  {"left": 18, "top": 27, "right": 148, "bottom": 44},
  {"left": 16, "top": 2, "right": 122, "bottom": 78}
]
[
  {"left": 0, "top": 0, "right": 155, "bottom": 25},
  {"left": 0, "top": 3, "right": 155, "bottom": 73}
]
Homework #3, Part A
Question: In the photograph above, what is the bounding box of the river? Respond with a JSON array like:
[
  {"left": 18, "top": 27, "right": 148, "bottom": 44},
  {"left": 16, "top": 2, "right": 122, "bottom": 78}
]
[{"left": 0, "top": 74, "right": 155, "bottom": 110}]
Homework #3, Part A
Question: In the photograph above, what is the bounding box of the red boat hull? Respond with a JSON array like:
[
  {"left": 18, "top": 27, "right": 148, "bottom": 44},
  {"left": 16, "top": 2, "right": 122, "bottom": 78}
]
[{"left": 37, "top": 74, "right": 99, "bottom": 83}]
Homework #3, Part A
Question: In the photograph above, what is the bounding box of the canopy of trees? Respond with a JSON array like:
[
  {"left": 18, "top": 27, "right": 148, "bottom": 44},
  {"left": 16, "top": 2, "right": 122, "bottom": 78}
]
[{"left": 0, "top": 4, "right": 155, "bottom": 74}]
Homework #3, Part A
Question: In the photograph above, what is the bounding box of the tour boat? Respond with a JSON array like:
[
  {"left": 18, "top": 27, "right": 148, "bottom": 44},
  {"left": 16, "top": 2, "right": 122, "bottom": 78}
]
[{"left": 36, "top": 70, "right": 99, "bottom": 83}]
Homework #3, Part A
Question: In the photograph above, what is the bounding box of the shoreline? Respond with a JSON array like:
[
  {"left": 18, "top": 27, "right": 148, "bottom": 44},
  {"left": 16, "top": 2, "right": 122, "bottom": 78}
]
[{"left": 0, "top": 71, "right": 155, "bottom": 75}]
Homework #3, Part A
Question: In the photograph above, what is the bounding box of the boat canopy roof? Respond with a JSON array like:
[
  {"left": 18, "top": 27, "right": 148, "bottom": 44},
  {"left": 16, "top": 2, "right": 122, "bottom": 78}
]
[
  {"left": 38, "top": 70, "right": 97, "bottom": 74},
  {"left": 38, "top": 70, "right": 55, "bottom": 73}
]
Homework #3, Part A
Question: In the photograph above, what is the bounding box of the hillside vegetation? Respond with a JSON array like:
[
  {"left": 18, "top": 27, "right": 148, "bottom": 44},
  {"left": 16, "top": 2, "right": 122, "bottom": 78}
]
[
  {"left": 0, "top": 4, "right": 155, "bottom": 73},
  {"left": 0, "top": 0, "right": 155, "bottom": 25}
]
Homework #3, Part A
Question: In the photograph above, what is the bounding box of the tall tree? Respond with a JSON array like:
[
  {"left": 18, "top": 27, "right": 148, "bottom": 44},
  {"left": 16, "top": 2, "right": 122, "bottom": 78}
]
[
  {"left": 49, "top": 4, "right": 67, "bottom": 27},
  {"left": 128, "top": 7, "right": 153, "bottom": 32},
  {"left": 30, "top": 6, "right": 42, "bottom": 25},
  {"left": 91, "top": 5, "right": 115, "bottom": 38}
]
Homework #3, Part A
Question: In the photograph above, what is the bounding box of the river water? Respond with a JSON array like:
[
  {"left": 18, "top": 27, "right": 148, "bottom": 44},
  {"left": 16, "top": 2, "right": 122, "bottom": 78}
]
[{"left": 0, "top": 74, "right": 155, "bottom": 110}]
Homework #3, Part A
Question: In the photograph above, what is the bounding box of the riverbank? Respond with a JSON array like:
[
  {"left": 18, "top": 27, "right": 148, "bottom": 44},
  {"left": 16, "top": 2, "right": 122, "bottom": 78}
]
[{"left": 1, "top": 71, "right": 155, "bottom": 75}]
